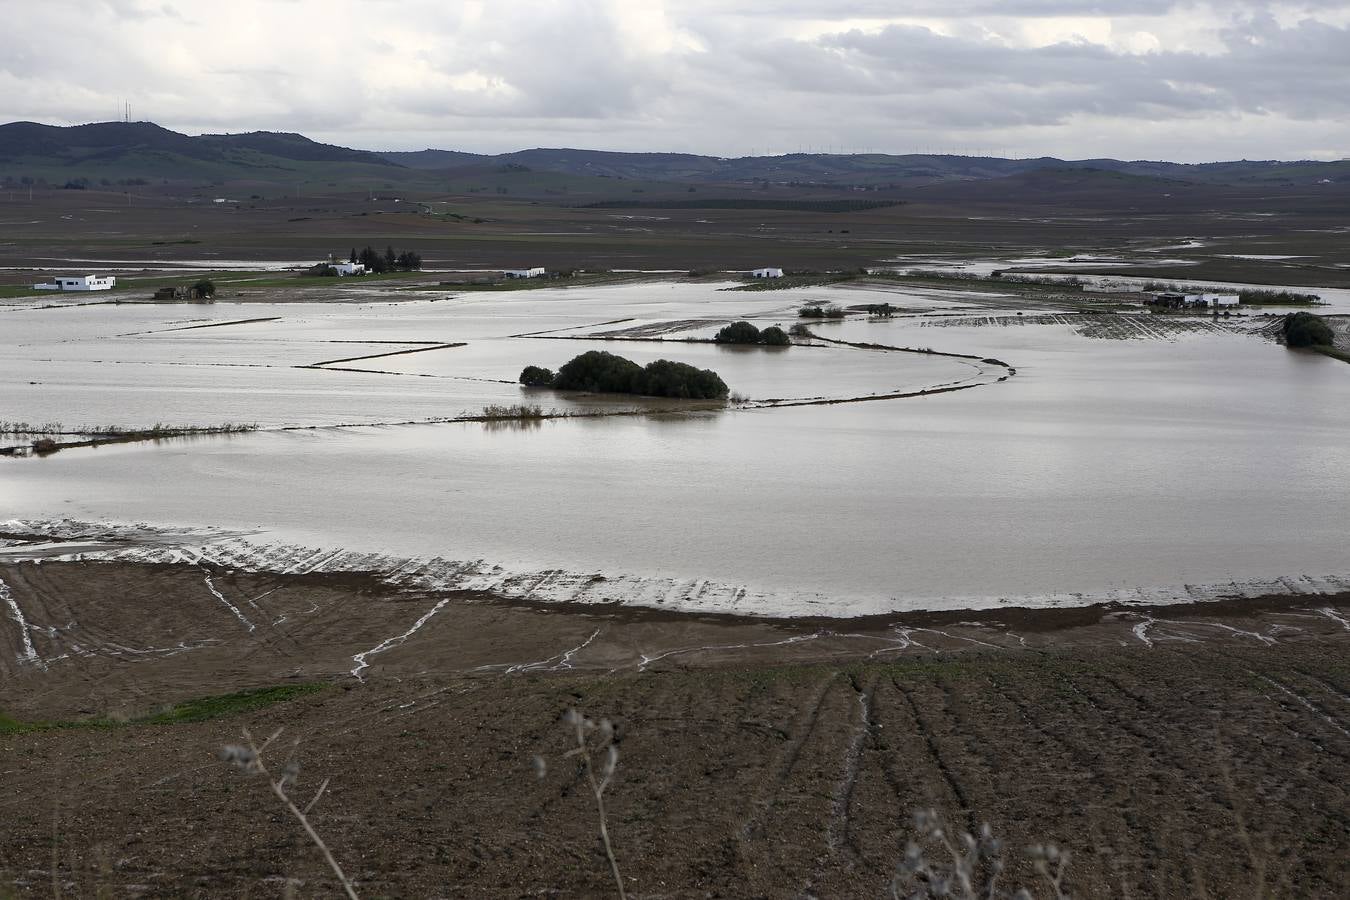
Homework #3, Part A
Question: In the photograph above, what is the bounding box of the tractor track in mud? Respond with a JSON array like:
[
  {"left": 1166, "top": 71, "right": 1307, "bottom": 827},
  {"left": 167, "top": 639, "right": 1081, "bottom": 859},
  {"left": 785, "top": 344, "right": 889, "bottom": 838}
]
[{"left": 1, "top": 556, "right": 1347, "bottom": 898}]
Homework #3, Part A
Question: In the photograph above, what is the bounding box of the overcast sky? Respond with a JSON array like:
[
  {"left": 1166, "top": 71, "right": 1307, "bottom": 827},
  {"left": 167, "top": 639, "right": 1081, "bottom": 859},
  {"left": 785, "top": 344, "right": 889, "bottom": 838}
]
[{"left": 2, "top": 1, "right": 1348, "bottom": 162}]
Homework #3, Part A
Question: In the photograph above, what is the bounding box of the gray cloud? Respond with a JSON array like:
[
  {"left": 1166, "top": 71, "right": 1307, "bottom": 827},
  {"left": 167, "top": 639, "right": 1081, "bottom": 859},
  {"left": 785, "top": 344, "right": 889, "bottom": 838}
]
[{"left": 0, "top": 1, "right": 1346, "bottom": 161}]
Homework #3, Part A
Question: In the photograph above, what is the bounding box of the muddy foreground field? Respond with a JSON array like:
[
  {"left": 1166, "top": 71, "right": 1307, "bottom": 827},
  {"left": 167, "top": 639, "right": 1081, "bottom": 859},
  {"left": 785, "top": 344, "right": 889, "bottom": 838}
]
[{"left": 1, "top": 560, "right": 1348, "bottom": 898}]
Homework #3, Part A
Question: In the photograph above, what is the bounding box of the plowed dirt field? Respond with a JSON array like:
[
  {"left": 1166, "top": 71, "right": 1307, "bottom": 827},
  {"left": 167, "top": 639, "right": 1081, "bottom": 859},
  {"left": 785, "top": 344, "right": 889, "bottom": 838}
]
[{"left": 2, "top": 560, "right": 1347, "bottom": 898}]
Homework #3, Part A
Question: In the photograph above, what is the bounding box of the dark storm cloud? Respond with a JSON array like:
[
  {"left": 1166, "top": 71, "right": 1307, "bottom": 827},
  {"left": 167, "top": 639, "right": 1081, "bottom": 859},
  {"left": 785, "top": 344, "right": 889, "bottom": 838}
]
[
  {"left": 744, "top": 13, "right": 1350, "bottom": 126},
  {"left": 0, "top": 1, "right": 1347, "bottom": 160}
]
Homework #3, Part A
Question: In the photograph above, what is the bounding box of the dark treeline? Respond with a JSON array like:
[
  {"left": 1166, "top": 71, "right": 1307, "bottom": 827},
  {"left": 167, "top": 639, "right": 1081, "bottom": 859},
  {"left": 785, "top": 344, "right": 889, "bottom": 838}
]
[
  {"left": 1, "top": 175, "right": 149, "bottom": 188},
  {"left": 1241, "top": 288, "right": 1322, "bottom": 305},
  {"left": 714, "top": 321, "right": 790, "bottom": 346},
  {"left": 520, "top": 351, "right": 728, "bottom": 400},
  {"left": 351, "top": 245, "right": 422, "bottom": 273}
]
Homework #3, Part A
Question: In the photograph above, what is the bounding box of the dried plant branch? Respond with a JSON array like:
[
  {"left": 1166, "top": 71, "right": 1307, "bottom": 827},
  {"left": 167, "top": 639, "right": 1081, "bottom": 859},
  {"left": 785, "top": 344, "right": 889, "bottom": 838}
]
[
  {"left": 892, "top": 809, "right": 1068, "bottom": 900},
  {"left": 51, "top": 796, "right": 61, "bottom": 900},
  {"left": 303, "top": 777, "right": 332, "bottom": 816},
  {"left": 1030, "top": 844, "right": 1070, "bottom": 900},
  {"left": 561, "top": 709, "right": 626, "bottom": 900},
  {"left": 220, "top": 728, "right": 358, "bottom": 900}
]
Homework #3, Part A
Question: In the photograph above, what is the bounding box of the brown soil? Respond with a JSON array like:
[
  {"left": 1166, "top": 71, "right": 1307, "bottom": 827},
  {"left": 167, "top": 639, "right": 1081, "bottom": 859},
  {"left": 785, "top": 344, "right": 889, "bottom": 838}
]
[{"left": 2, "top": 560, "right": 1348, "bottom": 898}]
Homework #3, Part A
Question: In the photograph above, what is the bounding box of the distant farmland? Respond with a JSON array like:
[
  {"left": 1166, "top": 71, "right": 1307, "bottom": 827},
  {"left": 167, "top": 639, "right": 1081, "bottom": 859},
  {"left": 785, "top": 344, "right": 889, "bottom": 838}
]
[{"left": 582, "top": 198, "right": 904, "bottom": 212}]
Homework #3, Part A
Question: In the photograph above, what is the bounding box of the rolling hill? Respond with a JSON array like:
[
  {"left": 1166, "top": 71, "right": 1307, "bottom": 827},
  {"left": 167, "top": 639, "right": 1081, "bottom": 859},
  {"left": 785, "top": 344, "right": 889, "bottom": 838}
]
[
  {"left": 2, "top": 120, "right": 1347, "bottom": 198},
  {"left": 0, "top": 121, "right": 403, "bottom": 187}
]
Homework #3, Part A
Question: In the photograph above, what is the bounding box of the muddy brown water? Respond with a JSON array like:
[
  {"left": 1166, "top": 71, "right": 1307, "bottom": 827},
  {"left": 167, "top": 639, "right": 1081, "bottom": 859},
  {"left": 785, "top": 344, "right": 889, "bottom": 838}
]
[{"left": 4, "top": 281, "right": 1350, "bottom": 616}]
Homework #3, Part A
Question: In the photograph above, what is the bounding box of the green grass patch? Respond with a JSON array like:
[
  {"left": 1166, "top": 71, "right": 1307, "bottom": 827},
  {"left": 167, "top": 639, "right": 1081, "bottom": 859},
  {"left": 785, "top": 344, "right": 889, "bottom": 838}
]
[
  {"left": 724, "top": 273, "right": 860, "bottom": 292},
  {"left": 419, "top": 271, "right": 670, "bottom": 292},
  {"left": 0, "top": 711, "right": 30, "bottom": 734},
  {"left": 0, "top": 683, "right": 326, "bottom": 735},
  {"left": 220, "top": 269, "right": 429, "bottom": 290},
  {"left": 137, "top": 683, "right": 326, "bottom": 724}
]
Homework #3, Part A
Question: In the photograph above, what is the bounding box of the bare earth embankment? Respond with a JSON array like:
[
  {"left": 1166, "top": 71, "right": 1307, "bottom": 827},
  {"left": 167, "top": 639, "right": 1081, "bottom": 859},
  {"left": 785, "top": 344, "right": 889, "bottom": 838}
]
[{"left": 2, "top": 558, "right": 1347, "bottom": 898}]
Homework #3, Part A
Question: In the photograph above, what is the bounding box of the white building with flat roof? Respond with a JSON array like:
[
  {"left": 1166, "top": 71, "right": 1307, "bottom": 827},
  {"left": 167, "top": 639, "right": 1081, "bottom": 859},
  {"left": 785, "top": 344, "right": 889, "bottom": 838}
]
[
  {"left": 333, "top": 262, "right": 367, "bottom": 276},
  {"left": 1187, "top": 293, "right": 1240, "bottom": 308},
  {"left": 33, "top": 274, "right": 116, "bottom": 291},
  {"left": 503, "top": 267, "right": 547, "bottom": 279},
  {"left": 750, "top": 267, "right": 784, "bottom": 278}
]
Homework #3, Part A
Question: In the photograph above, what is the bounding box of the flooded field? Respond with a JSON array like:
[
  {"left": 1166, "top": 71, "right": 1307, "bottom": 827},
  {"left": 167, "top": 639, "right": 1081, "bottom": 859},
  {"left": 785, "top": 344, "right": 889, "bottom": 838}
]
[{"left": 3, "top": 279, "right": 1349, "bottom": 616}]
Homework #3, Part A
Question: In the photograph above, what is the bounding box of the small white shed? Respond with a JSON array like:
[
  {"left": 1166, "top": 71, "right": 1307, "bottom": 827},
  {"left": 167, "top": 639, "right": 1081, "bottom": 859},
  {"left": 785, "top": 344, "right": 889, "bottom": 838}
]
[
  {"left": 333, "top": 262, "right": 367, "bottom": 276},
  {"left": 751, "top": 267, "right": 784, "bottom": 278}
]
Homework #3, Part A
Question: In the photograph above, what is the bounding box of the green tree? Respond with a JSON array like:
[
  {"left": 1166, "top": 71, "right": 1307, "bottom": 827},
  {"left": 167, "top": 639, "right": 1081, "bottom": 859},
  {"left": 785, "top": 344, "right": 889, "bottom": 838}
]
[
  {"left": 543, "top": 351, "right": 729, "bottom": 399},
  {"left": 358, "top": 246, "right": 386, "bottom": 273},
  {"left": 714, "top": 321, "right": 762, "bottom": 344},
  {"left": 519, "top": 365, "right": 555, "bottom": 387},
  {"left": 553, "top": 351, "right": 644, "bottom": 393},
  {"left": 632, "top": 359, "right": 728, "bottom": 399},
  {"left": 761, "top": 326, "right": 790, "bottom": 346},
  {"left": 1283, "top": 312, "right": 1334, "bottom": 348},
  {"left": 193, "top": 279, "right": 216, "bottom": 299}
]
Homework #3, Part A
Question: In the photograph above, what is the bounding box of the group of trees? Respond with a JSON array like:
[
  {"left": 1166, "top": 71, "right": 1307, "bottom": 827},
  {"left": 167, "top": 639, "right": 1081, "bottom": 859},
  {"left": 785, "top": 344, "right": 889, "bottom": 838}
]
[
  {"left": 14, "top": 176, "right": 148, "bottom": 189},
  {"left": 713, "top": 321, "right": 790, "bottom": 346},
  {"left": 798, "top": 304, "right": 846, "bottom": 320},
  {"left": 1283, "top": 312, "right": 1335, "bottom": 348},
  {"left": 1241, "top": 289, "right": 1322, "bottom": 305},
  {"left": 519, "top": 350, "right": 728, "bottom": 400},
  {"left": 350, "top": 245, "right": 423, "bottom": 274}
]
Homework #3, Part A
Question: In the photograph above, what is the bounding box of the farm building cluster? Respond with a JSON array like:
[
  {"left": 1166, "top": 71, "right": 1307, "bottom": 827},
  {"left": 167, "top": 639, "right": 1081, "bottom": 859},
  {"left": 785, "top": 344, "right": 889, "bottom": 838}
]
[{"left": 1148, "top": 292, "right": 1240, "bottom": 309}]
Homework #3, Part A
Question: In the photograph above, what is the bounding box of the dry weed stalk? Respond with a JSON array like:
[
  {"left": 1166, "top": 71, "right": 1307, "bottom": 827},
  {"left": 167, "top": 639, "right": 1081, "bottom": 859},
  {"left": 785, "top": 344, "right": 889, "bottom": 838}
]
[
  {"left": 219, "top": 727, "right": 357, "bottom": 900},
  {"left": 892, "top": 809, "right": 1070, "bottom": 900},
  {"left": 1029, "top": 843, "right": 1070, "bottom": 900},
  {"left": 536, "top": 709, "right": 627, "bottom": 899}
]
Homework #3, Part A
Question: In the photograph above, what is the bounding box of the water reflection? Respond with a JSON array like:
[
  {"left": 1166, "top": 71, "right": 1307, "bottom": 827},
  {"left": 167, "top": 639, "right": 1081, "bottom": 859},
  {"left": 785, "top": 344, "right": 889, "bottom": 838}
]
[{"left": 481, "top": 416, "right": 544, "bottom": 432}]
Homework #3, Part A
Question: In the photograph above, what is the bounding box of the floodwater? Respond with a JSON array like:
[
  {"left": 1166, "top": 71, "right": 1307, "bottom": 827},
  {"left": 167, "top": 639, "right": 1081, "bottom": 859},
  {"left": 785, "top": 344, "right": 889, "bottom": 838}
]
[{"left": 3, "top": 280, "right": 1349, "bottom": 617}]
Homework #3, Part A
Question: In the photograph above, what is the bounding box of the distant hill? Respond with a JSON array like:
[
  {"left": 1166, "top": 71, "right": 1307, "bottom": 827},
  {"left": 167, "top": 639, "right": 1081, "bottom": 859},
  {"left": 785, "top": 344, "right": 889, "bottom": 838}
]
[
  {"left": 198, "top": 130, "right": 396, "bottom": 165},
  {"left": 3, "top": 120, "right": 1347, "bottom": 197},
  {"left": 0, "top": 121, "right": 401, "bottom": 186},
  {"left": 378, "top": 148, "right": 488, "bottom": 169},
  {"left": 375, "top": 146, "right": 1350, "bottom": 188}
]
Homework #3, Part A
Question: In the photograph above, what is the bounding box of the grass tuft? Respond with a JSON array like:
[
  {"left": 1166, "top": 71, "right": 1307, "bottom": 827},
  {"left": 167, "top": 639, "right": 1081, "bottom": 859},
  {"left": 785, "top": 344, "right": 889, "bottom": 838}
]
[
  {"left": 138, "top": 684, "right": 326, "bottom": 724},
  {"left": 479, "top": 403, "right": 546, "bottom": 419},
  {"left": 0, "top": 683, "right": 326, "bottom": 734}
]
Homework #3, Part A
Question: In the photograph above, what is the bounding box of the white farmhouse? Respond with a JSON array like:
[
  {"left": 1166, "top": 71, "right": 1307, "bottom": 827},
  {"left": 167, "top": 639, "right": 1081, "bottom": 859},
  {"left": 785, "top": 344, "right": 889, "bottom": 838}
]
[
  {"left": 750, "top": 267, "right": 784, "bottom": 278},
  {"left": 333, "top": 262, "right": 367, "bottom": 276},
  {"left": 33, "top": 274, "right": 116, "bottom": 292},
  {"left": 503, "top": 267, "right": 547, "bottom": 279}
]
